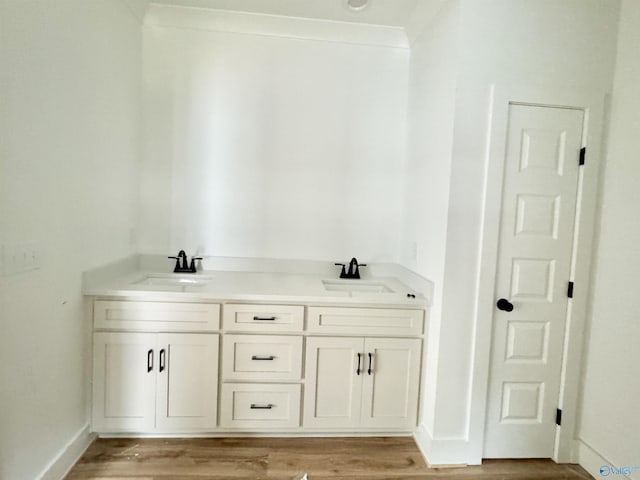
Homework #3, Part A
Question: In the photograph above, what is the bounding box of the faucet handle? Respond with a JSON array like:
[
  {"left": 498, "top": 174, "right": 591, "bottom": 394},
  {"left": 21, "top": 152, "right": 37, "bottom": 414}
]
[
  {"left": 168, "top": 256, "right": 181, "bottom": 272},
  {"left": 189, "top": 257, "right": 203, "bottom": 273},
  {"left": 334, "top": 263, "right": 347, "bottom": 279}
]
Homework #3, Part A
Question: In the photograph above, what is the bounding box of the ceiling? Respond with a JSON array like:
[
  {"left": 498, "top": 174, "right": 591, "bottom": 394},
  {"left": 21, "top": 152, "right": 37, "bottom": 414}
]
[{"left": 149, "top": 0, "right": 423, "bottom": 28}]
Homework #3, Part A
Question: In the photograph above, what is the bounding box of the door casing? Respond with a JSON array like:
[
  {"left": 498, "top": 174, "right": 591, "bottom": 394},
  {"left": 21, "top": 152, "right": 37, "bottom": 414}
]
[{"left": 469, "top": 84, "right": 608, "bottom": 464}]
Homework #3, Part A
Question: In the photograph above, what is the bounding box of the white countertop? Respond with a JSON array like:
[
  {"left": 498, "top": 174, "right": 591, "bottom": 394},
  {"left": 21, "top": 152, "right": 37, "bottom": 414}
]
[{"left": 83, "top": 256, "right": 431, "bottom": 308}]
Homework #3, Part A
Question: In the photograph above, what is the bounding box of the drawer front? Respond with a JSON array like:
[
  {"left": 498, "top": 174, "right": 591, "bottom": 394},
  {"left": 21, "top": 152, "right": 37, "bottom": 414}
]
[
  {"left": 307, "top": 307, "right": 424, "bottom": 336},
  {"left": 223, "top": 304, "right": 304, "bottom": 332},
  {"left": 220, "top": 383, "right": 301, "bottom": 429},
  {"left": 94, "top": 300, "right": 220, "bottom": 331},
  {"left": 222, "top": 335, "right": 303, "bottom": 381}
]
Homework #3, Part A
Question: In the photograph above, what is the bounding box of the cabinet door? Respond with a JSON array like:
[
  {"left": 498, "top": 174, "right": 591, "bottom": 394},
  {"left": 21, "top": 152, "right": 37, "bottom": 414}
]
[
  {"left": 303, "top": 337, "right": 364, "bottom": 429},
  {"left": 155, "top": 333, "right": 219, "bottom": 431},
  {"left": 360, "top": 338, "right": 422, "bottom": 430},
  {"left": 92, "top": 332, "right": 156, "bottom": 432}
]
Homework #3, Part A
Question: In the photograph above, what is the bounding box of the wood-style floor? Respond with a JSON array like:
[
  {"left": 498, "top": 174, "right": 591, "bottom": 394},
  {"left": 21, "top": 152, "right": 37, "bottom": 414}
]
[{"left": 65, "top": 437, "right": 594, "bottom": 480}]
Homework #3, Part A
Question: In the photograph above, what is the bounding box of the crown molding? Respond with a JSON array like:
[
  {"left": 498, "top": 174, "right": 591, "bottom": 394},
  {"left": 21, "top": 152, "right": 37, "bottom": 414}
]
[
  {"left": 404, "top": 0, "right": 450, "bottom": 46},
  {"left": 145, "top": 3, "right": 409, "bottom": 48},
  {"left": 121, "top": 0, "right": 151, "bottom": 24}
]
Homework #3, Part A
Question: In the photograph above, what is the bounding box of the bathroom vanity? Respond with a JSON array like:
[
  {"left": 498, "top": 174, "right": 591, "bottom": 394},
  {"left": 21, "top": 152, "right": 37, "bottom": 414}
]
[{"left": 85, "top": 259, "right": 430, "bottom": 436}]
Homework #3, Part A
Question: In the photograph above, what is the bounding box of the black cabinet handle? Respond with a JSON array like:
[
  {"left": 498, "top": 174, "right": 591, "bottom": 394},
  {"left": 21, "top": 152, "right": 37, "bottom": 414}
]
[
  {"left": 253, "top": 316, "right": 276, "bottom": 321},
  {"left": 250, "top": 404, "right": 274, "bottom": 409},
  {"left": 496, "top": 298, "right": 514, "bottom": 312},
  {"left": 368, "top": 352, "right": 373, "bottom": 375},
  {"left": 159, "top": 349, "right": 166, "bottom": 372},
  {"left": 251, "top": 355, "right": 276, "bottom": 361},
  {"left": 356, "top": 353, "right": 361, "bottom": 375},
  {"left": 147, "top": 349, "right": 153, "bottom": 372}
]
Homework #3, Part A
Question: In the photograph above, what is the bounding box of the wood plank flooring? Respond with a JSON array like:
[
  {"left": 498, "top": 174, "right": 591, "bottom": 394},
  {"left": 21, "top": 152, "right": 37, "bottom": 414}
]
[{"left": 65, "top": 437, "right": 594, "bottom": 480}]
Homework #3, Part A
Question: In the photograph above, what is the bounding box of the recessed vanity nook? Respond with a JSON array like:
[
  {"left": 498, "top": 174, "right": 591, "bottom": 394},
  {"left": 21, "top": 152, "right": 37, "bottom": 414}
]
[{"left": 84, "top": 254, "right": 431, "bottom": 437}]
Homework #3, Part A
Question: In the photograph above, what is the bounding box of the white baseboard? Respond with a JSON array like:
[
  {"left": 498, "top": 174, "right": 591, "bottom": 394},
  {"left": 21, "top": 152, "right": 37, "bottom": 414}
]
[
  {"left": 577, "top": 439, "right": 640, "bottom": 480},
  {"left": 37, "top": 423, "right": 96, "bottom": 480},
  {"left": 413, "top": 425, "right": 476, "bottom": 466}
]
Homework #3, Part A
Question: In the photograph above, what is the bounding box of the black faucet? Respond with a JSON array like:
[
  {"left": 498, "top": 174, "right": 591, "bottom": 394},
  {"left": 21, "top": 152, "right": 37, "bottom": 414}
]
[
  {"left": 168, "top": 250, "right": 202, "bottom": 273},
  {"left": 334, "top": 257, "right": 367, "bottom": 279}
]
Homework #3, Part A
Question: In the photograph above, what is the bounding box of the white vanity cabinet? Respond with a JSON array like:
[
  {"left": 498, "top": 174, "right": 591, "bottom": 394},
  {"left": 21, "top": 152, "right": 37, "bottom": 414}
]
[
  {"left": 303, "top": 307, "right": 424, "bottom": 431},
  {"left": 90, "top": 298, "right": 426, "bottom": 435},
  {"left": 304, "top": 336, "right": 422, "bottom": 430},
  {"left": 91, "top": 301, "right": 220, "bottom": 433}
]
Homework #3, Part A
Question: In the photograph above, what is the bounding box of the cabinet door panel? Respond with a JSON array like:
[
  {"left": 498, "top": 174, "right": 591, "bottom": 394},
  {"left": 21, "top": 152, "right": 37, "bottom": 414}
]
[
  {"left": 156, "top": 333, "right": 219, "bottom": 431},
  {"left": 92, "top": 332, "right": 156, "bottom": 432},
  {"left": 303, "top": 337, "right": 364, "bottom": 429},
  {"left": 360, "top": 338, "right": 421, "bottom": 430}
]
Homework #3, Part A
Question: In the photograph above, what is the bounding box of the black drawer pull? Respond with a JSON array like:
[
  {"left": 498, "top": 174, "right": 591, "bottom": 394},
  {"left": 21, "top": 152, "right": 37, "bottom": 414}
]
[
  {"left": 250, "top": 404, "right": 274, "bottom": 409},
  {"left": 159, "top": 349, "right": 166, "bottom": 372},
  {"left": 253, "top": 316, "right": 276, "bottom": 321},
  {"left": 368, "top": 352, "right": 373, "bottom": 375},
  {"left": 147, "top": 349, "right": 153, "bottom": 372},
  {"left": 356, "top": 353, "right": 361, "bottom": 375},
  {"left": 251, "top": 355, "right": 276, "bottom": 361}
]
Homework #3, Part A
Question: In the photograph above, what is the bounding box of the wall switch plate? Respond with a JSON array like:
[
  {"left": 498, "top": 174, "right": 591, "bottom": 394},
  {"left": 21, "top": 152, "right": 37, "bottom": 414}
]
[
  {"left": 1, "top": 241, "right": 42, "bottom": 276},
  {"left": 23, "top": 242, "right": 41, "bottom": 271},
  {"left": 3, "top": 243, "right": 22, "bottom": 275}
]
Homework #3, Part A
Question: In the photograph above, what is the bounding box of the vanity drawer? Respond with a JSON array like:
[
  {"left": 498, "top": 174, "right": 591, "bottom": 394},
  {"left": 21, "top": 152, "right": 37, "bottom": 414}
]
[
  {"left": 222, "top": 335, "right": 303, "bottom": 381},
  {"left": 94, "top": 300, "right": 220, "bottom": 331},
  {"left": 220, "top": 383, "right": 301, "bottom": 429},
  {"left": 307, "top": 307, "right": 424, "bottom": 336},
  {"left": 223, "top": 304, "right": 304, "bottom": 332}
]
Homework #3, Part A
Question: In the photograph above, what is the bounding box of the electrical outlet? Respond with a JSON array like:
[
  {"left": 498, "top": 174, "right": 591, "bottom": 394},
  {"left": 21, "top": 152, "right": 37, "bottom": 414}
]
[{"left": 410, "top": 241, "right": 418, "bottom": 261}]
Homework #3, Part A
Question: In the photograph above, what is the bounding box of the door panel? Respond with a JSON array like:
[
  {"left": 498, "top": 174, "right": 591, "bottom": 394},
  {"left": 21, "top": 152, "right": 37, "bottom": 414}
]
[
  {"left": 92, "top": 332, "right": 156, "bottom": 432},
  {"left": 303, "top": 337, "right": 364, "bottom": 429},
  {"left": 155, "top": 333, "right": 219, "bottom": 431},
  {"left": 360, "top": 338, "right": 421, "bottom": 430},
  {"left": 484, "top": 104, "right": 583, "bottom": 458}
]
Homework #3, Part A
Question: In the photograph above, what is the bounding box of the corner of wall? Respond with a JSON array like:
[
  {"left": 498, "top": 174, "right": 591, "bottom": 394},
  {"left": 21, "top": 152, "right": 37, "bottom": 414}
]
[
  {"left": 36, "top": 424, "right": 95, "bottom": 480},
  {"left": 413, "top": 425, "right": 478, "bottom": 466}
]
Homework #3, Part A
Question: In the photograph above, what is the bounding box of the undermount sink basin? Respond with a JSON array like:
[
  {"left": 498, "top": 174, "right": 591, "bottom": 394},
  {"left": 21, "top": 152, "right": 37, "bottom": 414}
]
[
  {"left": 133, "top": 274, "right": 212, "bottom": 287},
  {"left": 322, "top": 279, "right": 394, "bottom": 295}
]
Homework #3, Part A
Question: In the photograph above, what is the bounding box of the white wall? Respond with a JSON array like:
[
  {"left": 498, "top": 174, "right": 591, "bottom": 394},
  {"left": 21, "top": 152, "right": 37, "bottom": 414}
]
[
  {"left": 400, "top": 0, "right": 460, "bottom": 436},
  {"left": 415, "top": 0, "right": 619, "bottom": 464},
  {"left": 0, "top": 1, "right": 142, "bottom": 478},
  {"left": 577, "top": 1, "right": 640, "bottom": 477},
  {"left": 139, "top": 19, "right": 409, "bottom": 263}
]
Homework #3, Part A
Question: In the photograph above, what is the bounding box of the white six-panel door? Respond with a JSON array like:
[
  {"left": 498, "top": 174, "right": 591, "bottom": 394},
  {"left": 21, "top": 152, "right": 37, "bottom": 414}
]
[{"left": 484, "top": 104, "right": 584, "bottom": 458}]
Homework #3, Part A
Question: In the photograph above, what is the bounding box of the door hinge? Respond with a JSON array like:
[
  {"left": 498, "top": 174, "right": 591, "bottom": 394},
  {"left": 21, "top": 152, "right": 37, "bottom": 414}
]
[
  {"left": 567, "top": 281, "right": 574, "bottom": 298},
  {"left": 579, "top": 147, "right": 586, "bottom": 166},
  {"left": 556, "top": 408, "right": 562, "bottom": 426}
]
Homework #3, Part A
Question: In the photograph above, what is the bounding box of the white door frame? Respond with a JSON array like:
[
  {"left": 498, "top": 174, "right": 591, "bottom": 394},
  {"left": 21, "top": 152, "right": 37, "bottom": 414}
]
[{"left": 469, "top": 84, "right": 608, "bottom": 463}]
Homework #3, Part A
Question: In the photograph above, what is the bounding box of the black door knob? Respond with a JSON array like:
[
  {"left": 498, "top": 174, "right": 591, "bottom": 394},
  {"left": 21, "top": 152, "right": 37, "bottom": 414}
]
[{"left": 496, "top": 298, "right": 514, "bottom": 312}]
